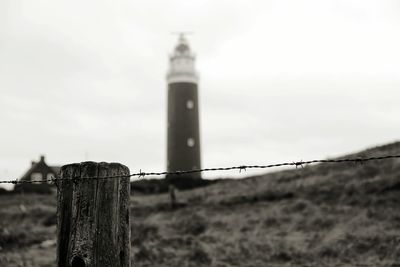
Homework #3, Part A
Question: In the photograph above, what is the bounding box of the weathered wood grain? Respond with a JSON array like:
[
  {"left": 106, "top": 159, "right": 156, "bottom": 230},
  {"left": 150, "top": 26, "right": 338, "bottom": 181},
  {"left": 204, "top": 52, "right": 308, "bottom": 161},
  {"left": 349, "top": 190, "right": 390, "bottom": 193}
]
[{"left": 57, "top": 162, "right": 130, "bottom": 267}]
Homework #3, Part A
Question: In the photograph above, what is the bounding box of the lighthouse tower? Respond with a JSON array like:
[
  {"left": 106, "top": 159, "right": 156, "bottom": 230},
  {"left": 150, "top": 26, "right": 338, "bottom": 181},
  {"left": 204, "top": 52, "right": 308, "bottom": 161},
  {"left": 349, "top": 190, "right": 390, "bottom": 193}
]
[{"left": 166, "top": 34, "right": 201, "bottom": 179}]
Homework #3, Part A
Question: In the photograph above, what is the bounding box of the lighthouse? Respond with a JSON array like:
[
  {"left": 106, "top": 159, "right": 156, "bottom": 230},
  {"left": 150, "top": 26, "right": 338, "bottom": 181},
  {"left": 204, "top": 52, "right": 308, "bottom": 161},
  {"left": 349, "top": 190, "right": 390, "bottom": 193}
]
[{"left": 166, "top": 34, "right": 201, "bottom": 179}]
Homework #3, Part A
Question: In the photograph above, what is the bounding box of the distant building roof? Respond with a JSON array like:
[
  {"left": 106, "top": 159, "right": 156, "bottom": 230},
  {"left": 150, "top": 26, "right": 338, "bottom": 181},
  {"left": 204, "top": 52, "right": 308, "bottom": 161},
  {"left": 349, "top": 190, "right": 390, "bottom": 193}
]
[{"left": 20, "top": 155, "right": 61, "bottom": 181}]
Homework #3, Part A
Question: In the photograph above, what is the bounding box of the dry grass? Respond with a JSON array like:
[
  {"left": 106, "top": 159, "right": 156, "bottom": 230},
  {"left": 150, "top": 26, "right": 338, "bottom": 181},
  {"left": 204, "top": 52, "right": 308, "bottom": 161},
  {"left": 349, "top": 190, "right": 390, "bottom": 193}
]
[{"left": 1, "top": 142, "right": 400, "bottom": 266}]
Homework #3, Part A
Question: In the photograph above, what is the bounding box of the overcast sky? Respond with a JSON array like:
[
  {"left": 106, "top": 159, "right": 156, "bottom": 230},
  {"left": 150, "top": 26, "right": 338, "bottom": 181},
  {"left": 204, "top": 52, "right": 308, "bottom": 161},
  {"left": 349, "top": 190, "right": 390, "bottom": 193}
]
[{"left": 1, "top": 0, "right": 399, "bottom": 187}]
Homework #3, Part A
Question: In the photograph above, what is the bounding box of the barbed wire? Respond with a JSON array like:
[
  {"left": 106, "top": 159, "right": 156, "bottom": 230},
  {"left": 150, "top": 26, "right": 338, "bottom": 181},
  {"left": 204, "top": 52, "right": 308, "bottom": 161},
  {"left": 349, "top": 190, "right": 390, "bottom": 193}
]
[{"left": 1, "top": 154, "right": 400, "bottom": 185}]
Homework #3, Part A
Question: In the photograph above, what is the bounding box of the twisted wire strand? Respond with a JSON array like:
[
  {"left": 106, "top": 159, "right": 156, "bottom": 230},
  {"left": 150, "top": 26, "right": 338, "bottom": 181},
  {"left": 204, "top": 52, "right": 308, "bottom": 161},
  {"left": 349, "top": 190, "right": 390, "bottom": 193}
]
[{"left": 1, "top": 154, "right": 400, "bottom": 185}]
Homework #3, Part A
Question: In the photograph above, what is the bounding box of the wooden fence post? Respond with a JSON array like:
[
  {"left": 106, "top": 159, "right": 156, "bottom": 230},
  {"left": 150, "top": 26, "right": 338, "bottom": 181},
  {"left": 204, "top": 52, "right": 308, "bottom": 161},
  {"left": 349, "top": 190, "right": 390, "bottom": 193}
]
[{"left": 56, "top": 162, "right": 130, "bottom": 267}]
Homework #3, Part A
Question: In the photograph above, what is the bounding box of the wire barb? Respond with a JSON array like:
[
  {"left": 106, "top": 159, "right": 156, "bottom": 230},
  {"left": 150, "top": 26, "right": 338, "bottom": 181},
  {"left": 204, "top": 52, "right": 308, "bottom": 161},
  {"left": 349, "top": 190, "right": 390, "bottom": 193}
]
[
  {"left": 52, "top": 176, "right": 60, "bottom": 191},
  {"left": 138, "top": 169, "right": 146, "bottom": 178},
  {"left": 239, "top": 166, "right": 247, "bottom": 173},
  {"left": 294, "top": 160, "right": 304, "bottom": 169}
]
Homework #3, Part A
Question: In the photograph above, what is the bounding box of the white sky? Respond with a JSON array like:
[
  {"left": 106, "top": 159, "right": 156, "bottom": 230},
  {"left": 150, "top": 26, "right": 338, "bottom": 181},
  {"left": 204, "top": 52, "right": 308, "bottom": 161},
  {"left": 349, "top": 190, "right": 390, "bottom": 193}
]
[{"left": 1, "top": 0, "right": 399, "bottom": 187}]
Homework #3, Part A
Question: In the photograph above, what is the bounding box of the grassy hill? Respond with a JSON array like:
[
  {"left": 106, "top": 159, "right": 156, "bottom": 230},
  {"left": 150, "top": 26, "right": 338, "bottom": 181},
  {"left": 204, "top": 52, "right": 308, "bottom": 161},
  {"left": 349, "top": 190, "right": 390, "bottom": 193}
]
[{"left": 1, "top": 142, "right": 400, "bottom": 266}]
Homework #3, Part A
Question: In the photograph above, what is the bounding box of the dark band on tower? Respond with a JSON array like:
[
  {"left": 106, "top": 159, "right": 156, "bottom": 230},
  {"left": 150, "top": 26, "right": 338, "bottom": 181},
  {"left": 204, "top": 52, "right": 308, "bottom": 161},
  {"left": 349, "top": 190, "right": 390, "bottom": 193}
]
[{"left": 166, "top": 34, "right": 201, "bottom": 179}]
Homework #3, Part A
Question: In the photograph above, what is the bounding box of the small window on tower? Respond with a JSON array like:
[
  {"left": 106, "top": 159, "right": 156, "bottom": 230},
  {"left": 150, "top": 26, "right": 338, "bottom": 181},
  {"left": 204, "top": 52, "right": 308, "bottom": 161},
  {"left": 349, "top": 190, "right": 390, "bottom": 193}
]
[
  {"left": 187, "top": 138, "right": 195, "bottom": 147},
  {"left": 186, "top": 100, "right": 194, "bottom": 109}
]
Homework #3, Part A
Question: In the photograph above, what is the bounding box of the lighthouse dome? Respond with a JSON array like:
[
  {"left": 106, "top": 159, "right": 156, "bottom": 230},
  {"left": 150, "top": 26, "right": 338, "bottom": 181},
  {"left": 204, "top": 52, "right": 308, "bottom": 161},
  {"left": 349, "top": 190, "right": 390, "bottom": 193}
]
[
  {"left": 167, "top": 34, "right": 198, "bottom": 84},
  {"left": 176, "top": 43, "right": 190, "bottom": 54}
]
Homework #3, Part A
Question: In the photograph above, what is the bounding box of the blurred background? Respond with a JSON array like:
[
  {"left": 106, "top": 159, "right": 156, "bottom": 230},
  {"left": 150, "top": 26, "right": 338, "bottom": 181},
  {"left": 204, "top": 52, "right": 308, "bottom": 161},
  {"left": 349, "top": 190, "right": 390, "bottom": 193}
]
[
  {"left": 1, "top": 0, "right": 399, "bottom": 187},
  {"left": 1, "top": 1, "right": 400, "bottom": 266}
]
